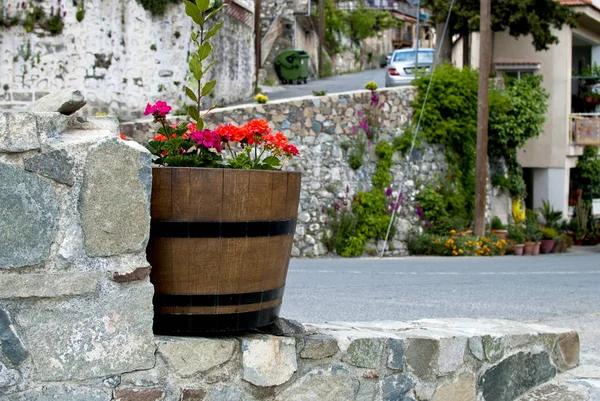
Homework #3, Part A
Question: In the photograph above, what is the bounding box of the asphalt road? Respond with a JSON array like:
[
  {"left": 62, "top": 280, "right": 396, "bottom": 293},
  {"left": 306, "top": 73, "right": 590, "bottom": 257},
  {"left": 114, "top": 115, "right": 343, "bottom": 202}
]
[
  {"left": 243, "top": 68, "right": 388, "bottom": 104},
  {"left": 280, "top": 252, "right": 600, "bottom": 365}
]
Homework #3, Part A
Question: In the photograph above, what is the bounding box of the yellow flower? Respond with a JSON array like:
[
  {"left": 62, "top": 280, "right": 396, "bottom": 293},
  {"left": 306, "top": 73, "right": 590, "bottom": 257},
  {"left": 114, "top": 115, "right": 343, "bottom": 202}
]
[
  {"left": 450, "top": 230, "right": 457, "bottom": 235},
  {"left": 512, "top": 199, "right": 526, "bottom": 224},
  {"left": 452, "top": 250, "right": 458, "bottom": 256},
  {"left": 255, "top": 94, "right": 269, "bottom": 104},
  {"left": 435, "top": 238, "right": 441, "bottom": 243},
  {"left": 458, "top": 249, "right": 464, "bottom": 254},
  {"left": 467, "top": 241, "right": 473, "bottom": 246}
]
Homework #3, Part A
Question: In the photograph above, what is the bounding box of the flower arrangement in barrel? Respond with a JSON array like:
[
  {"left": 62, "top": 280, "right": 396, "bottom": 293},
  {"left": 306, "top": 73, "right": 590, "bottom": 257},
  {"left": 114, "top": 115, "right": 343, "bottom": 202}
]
[{"left": 144, "top": 0, "right": 298, "bottom": 170}]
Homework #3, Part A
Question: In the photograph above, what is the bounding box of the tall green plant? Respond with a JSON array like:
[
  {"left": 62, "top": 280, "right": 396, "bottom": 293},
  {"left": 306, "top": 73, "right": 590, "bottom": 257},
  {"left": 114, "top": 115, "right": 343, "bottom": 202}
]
[
  {"left": 184, "top": 0, "right": 224, "bottom": 129},
  {"left": 572, "top": 146, "right": 600, "bottom": 202}
]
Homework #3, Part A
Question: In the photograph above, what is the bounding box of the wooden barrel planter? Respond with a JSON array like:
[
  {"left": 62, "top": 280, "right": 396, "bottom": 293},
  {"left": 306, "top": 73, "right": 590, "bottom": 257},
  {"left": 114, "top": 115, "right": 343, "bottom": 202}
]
[{"left": 147, "top": 167, "right": 301, "bottom": 335}]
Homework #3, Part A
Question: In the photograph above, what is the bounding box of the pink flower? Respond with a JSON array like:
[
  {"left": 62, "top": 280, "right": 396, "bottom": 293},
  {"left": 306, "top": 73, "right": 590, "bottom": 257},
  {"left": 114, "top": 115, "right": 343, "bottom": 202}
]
[
  {"left": 144, "top": 101, "right": 172, "bottom": 118},
  {"left": 190, "top": 129, "right": 222, "bottom": 152}
]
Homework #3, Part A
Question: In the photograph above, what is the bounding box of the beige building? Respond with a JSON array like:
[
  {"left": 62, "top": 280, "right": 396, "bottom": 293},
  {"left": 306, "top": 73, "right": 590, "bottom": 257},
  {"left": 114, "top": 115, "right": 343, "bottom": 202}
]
[{"left": 454, "top": 0, "right": 600, "bottom": 217}]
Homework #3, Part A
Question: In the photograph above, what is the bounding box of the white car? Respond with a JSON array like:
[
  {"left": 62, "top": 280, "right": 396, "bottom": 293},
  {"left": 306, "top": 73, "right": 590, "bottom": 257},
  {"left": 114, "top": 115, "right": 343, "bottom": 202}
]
[{"left": 385, "top": 48, "right": 434, "bottom": 87}]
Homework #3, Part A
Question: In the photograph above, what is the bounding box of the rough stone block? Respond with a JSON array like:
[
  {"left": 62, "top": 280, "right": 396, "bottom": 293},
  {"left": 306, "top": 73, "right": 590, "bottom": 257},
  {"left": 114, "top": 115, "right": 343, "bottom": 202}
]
[
  {"left": 553, "top": 331, "right": 580, "bottom": 372},
  {"left": 342, "top": 338, "right": 385, "bottom": 369},
  {"left": 15, "top": 282, "right": 155, "bottom": 381},
  {"left": 438, "top": 337, "right": 467, "bottom": 375},
  {"left": 5, "top": 384, "right": 111, "bottom": 400},
  {"left": 468, "top": 337, "right": 484, "bottom": 361},
  {"left": 158, "top": 338, "right": 236, "bottom": 378},
  {"left": 405, "top": 338, "right": 439, "bottom": 379},
  {"left": 24, "top": 149, "right": 75, "bottom": 185},
  {"left": 478, "top": 351, "right": 556, "bottom": 401},
  {"left": 0, "top": 360, "right": 20, "bottom": 388},
  {"left": 387, "top": 338, "right": 405, "bottom": 370},
  {"left": 181, "top": 389, "right": 207, "bottom": 401},
  {"left": 300, "top": 334, "right": 339, "bottom": 359},
  {"left": 275, "top": 366, "right": 359, "bottom": 401},
  {"left": 114, "top": 387, "right": 164, "bottom": 401},
  {"left": 0, "top": 112, "right": 40, "bottom": 152},
  {"left": 0, "top": 164, "right": 59, "bottom": 269},
  {"left": 0, "top": 309, "right": 28, "bottom": 367},
  {"left": 431, "top": 372, "right": 476, "bottom": 401},
  {"left": 29, "top": 88, "right": 86, "bottom": 115},
  {"left": 381, "top": 374, "right": 415, "bottom": 401},
  {"left": 0, "top": 273, "right": 100, "bottom": 299},
  {"left": 242, "top": 336, "right": 297, "bottom": 387},
  {"left": 79, "top": 139, "right": 152, "bottom": 257}
]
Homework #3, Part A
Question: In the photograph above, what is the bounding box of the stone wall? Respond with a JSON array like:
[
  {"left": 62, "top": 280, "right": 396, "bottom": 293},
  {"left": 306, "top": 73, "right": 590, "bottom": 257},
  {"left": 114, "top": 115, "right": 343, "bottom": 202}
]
[
  {"left": 0, "top": 104, "right": 579, "bottom": 401},
  {"left": 122, "top": 87, "right": 505, "bottom": 257},
  {"left": 0, "top": 0, "right": 255, "bottom": 120}
]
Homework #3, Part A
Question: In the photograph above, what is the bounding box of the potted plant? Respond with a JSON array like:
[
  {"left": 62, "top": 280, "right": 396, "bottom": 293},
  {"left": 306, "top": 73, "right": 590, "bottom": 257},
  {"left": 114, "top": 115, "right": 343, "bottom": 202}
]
[
  {"left": 490, "top": 216, "right": 508, "bottom": 240},
  {"left": 508, "top": 224, "right": 525, "bottom": 255},
  {"left": 144, "top": 2, "right": 301, "bottom": 335},
  {"left": 540, "top": 227, "right": 557, "bottom": 254},
  {"left": 574, "top": 195, "right": 590, "bottom": 246}
]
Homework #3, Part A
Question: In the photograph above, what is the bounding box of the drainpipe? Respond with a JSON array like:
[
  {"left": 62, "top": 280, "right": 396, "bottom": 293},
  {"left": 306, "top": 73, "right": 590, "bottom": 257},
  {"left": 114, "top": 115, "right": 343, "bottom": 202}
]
[{"left": 415, "top": 0, "right": 420, "bottom": 68}]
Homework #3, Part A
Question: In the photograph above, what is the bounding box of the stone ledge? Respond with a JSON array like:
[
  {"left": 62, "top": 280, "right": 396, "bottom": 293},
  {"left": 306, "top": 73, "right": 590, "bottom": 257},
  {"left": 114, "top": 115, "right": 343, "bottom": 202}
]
[{"left": 0, "top": 273, "right": 101, "bottom": 299}]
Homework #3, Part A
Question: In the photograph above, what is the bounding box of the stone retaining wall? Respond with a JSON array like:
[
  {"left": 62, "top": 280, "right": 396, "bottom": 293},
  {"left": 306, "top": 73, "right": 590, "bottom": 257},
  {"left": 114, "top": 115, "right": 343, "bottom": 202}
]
[
  {"left": 122, "top": 87, "right": 508, "bottom": 257},
  {"left": 0, "top": 108, "right": 578, "bottom": 401}
]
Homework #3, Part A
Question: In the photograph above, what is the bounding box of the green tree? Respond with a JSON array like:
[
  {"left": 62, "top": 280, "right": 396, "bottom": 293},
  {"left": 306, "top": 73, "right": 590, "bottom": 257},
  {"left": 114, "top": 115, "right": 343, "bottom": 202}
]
[{"left": 425, "top": 0, "right": 579, "bottom": 63}]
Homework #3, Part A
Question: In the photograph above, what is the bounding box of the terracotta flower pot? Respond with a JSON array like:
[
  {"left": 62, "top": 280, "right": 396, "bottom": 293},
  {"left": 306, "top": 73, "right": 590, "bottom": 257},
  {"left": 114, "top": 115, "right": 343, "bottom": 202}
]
[
  {"left": 148, "top": 167, "right": 301, "bottom": 334},
  {"left": 491, "top": 230, "right": 508, "bottom": 240},
  {"left": 532, "top": 242, "right": 541, "bottom": 255},
  {"left": 575, "top": 239, "right": 583, "bottom": 246},
  {"left": 523, "top": 242, "right": 535, "bottom": 256},
  {"left": 514, "top": 244, "right": 524, "bottom": 256},
  {"left": 540, "top": 239, "right": 556, "bottom": 254}
]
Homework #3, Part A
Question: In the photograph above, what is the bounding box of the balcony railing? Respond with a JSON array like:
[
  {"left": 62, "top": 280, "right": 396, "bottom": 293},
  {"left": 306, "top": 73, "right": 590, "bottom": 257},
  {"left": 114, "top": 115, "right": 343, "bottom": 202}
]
[{"left": 571, "top": 114, "right": 600, "bottom": 146}]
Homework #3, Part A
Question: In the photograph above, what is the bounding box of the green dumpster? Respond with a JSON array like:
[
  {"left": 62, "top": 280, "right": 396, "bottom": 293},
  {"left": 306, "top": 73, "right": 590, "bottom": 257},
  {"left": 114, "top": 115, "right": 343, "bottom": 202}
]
[{"left": 274, "top": 50, "right": 310, "bottom": 85}]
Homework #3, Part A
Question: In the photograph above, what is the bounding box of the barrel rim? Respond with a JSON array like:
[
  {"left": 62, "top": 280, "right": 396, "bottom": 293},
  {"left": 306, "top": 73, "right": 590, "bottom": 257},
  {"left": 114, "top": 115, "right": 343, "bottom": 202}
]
[{"left": 151, "top": 166, "right": 302, "bottom": 176}]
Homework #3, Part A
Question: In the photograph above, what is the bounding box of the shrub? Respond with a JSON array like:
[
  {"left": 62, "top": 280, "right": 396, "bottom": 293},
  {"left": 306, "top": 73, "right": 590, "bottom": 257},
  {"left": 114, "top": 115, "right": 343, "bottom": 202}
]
[
  {"left": 491, "top": 216, "right": 505, "bottom": 230},
  {"left": 313, "top": 90, "right": 327, "bottom": 96},
  {"left": 541, "top": 227, "right": 558, "bottom": 240},
  {"left": 407, "top": 232, "right": 507, "bottom": 256},
  {"left": 365, "top": 81, "right": 378, "bottom": 90},
  {"left": 255, "top": 94, "right": 269, "bottom": 104},
  {"left": 508, "top": 224, "right": 525, "bottom": 244}
]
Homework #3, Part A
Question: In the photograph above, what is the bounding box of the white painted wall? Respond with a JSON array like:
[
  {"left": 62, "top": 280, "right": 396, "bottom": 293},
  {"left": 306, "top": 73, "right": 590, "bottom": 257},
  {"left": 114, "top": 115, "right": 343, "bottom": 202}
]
[
  {"left": 0, "top": 0, "right": 255, "bottom": 120},
  {"left": 532, "top": 168, "right": 569, "bottom": 218}
]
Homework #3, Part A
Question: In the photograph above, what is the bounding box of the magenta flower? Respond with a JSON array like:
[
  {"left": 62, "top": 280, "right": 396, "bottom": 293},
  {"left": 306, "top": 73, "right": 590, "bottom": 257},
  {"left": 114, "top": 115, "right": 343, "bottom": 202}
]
[
  {"left": 423, "top": 220, "right": 430, "bottom": 229},
  {"left": 144, "top": 101, "right": 172, "bottom": 118},
  {"left": 190, "top": 129, "right": 222, "bottom": 152},
  {"left": 385, "top": 187, "right": 393, "bottom": 197},
  {"left": 416, "top": 204, "right": 424, "bottom": 220}
]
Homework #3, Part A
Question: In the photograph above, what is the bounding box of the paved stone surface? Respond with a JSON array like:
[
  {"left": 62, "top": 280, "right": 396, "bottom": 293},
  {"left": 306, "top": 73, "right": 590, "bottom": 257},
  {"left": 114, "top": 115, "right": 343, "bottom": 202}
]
[
  {"left": 281, "top": 254, "right": 600, "bottom": 366},
  {"left": 0, "top": 273, "right": 99, "bottom": 299},
  {"left": 158, "top": 338, "right": 236, "bottom": 377},
  {"left": 29, "top": 88, "right": 86, "bottom": 115},
  {"left": 242, "top": 336, "right": 297, "bottom": 387},
  {"left": 0, "top": 164, "right": 59, "bottom": 269},
  {"left": 479, "top": 351, "right": 557, "bottom": 401},
  {"left": 24, "top": 149, "right": 75, "bottom": 185},
  {"left": 79, "top": 139, "right": 151, "bottom": 257},
  {"left": 275, "top": 366, "right": 359, "bottom": 401}
]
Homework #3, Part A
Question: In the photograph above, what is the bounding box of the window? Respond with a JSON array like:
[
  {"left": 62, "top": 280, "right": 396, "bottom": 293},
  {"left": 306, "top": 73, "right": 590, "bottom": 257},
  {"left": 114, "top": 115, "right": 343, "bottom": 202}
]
[
  {"left": 393, "top": 50, "right": 434, "bottom": 63},
  {"left": 494, "top": 62, "right": 540, "bottom": 80}
]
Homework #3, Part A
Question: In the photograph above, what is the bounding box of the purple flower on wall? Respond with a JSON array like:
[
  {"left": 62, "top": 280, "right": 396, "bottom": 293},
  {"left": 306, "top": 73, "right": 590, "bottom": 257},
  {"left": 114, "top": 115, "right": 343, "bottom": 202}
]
[
  {"left": 423, "top": 220, "right": 430, "bottom": 229},
  {"left": 385, "top": 187, "right": 393, "bottom": 197},
  {"left": 416, "top": 204, "right": 424, "bottom": 220}
]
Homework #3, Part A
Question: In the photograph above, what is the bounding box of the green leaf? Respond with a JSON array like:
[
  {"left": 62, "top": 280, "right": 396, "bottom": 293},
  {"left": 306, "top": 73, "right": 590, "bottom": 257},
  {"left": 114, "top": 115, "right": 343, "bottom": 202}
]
[
  {"left": 198, "top": 42, "right": 212, "bottom": 61},
  {"left": 204, "top": 21, "right": 224, "bottom": 41},
  {"left": 203, "top": 60, "right": 216, "bottom": 74},
  {"left": 191, "top": 31, "right": 199, "bottom": 45},
  {"left": 206, "top": 5, "right": 224, "bottom": 21},
  {"left": 196, "top": 118, "right": 205, "bottom": 130},
  {"left": 185, "top": 86, "right": 198, "bottom": 103},
  {"left": 196, "top": 0, "right": 210, "bottom": 12},
  {"left": 189, "top": 55, "right": 203, "bottom": 80},
  {"left": 201, "top": 80, "right": 217, "bottom": 97},
  {"left": 263, "top": 156, "right": 281, "bottom": 167},
  {"left": 185, "top": 2, "right": 204, "bottom": 25},
  {"left": 188, "top": 106, "right": 200, "bottom": 122}
]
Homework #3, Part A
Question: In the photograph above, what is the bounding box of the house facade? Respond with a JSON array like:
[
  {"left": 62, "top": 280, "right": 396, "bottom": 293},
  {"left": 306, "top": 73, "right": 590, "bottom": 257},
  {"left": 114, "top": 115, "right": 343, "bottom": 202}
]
[{"left": 454, "top": 0, "right": 600, "bottom": 218}]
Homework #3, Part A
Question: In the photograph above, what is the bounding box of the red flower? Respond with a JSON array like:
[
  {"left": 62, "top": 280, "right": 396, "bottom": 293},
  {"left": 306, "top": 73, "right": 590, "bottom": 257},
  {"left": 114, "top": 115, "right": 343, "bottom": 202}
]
[
  {"left": 119, "top": 132, "right": 126, "bottom": 140},
  {"left": 161, "top": 150, "right": 168, "bottom": 156},
  {"left": 170, "top": 133, "right": 177, "bottom": 139},
  {"left": 282, "top": 144, "right": 299, "bottom": 156},
  {"left": 153, "top": 134, "right": 168, "bottom": 141},
  {"left": 144, "top": 101, "right": 172, "bottom": 118}
]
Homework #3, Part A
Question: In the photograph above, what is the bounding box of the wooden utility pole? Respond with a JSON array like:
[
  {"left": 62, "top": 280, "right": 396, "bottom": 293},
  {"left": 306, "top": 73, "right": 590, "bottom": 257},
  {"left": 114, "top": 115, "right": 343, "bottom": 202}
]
[
  {"left": 318, "top": 0, "right": 325, "bottom": 77},
  {"left": 255, "top": 0, "right": 262, "bottom": 86},
  {"left": 474, "top": 0, "right": 492, "bottom": 236}
]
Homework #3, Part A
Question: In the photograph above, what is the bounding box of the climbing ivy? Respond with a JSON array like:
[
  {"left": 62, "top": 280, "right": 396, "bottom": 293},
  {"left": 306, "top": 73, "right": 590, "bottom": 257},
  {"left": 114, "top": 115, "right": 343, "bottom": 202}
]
[{"left": 1, "top": 0, "right": 66, "bottom": 35}]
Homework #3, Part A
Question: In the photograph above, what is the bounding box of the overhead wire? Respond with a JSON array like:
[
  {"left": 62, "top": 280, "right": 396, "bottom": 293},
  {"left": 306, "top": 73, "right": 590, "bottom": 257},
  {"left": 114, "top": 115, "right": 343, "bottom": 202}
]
[{"left": 379, "top": 0, "right": 457, "bottom": 257}]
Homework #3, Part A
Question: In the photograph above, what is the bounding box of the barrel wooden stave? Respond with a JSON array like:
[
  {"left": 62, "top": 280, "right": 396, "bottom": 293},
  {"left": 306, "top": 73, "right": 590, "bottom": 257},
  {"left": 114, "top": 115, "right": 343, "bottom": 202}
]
[{"left": 148, "top": 167, "right": 300, "bottom": 334}]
